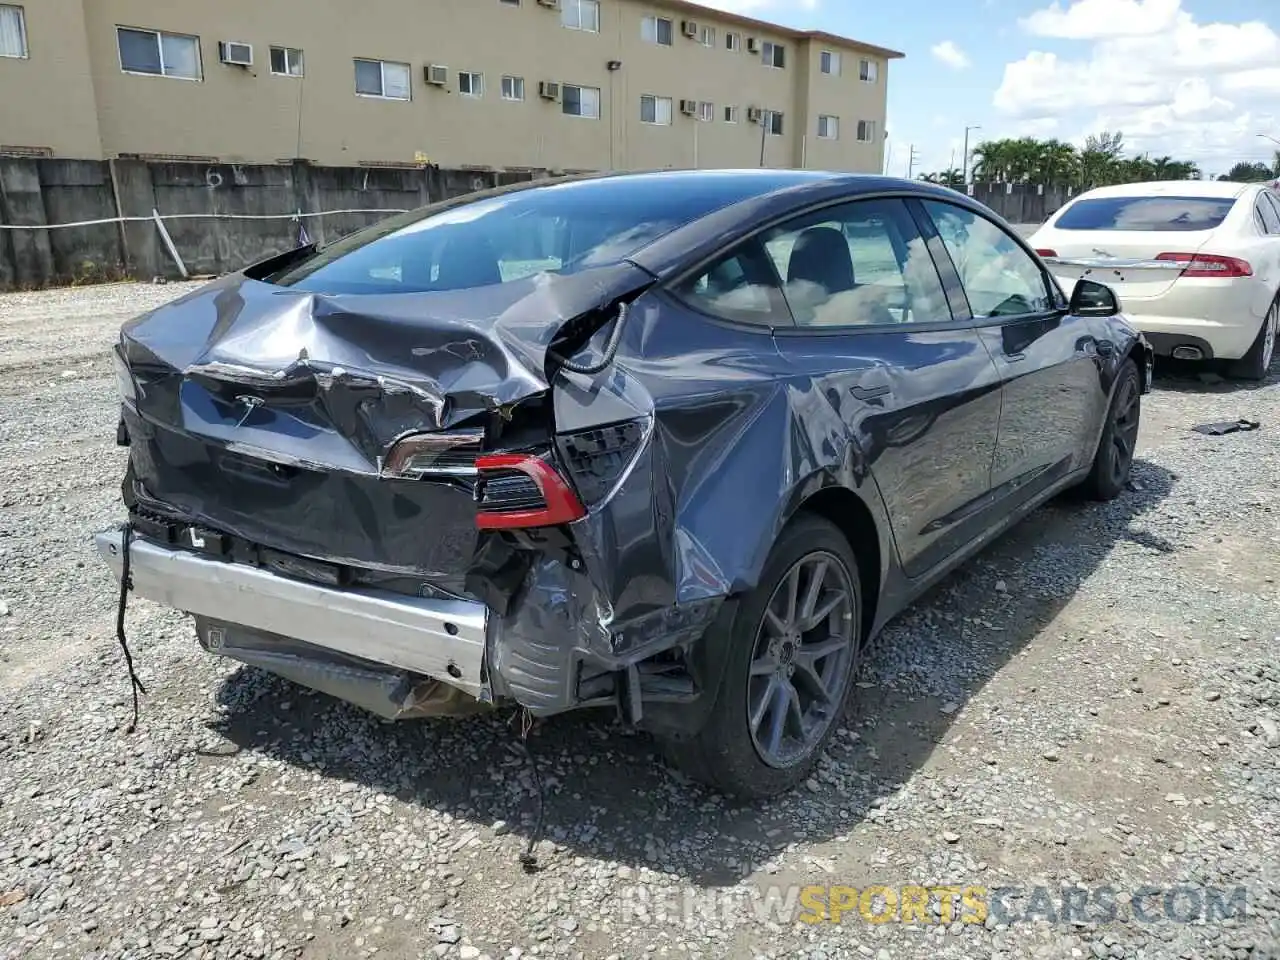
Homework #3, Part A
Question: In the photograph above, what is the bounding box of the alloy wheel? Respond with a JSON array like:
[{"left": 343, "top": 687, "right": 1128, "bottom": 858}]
[
  {"left": 1109, "top": 373, "right": 1140, "bottom": 487},
  {"left": 1264, "top": 302, "right": 1277, "bottom": 373},
  {"left": 746, "top": 552, "right": 857, "bottom": 769}
]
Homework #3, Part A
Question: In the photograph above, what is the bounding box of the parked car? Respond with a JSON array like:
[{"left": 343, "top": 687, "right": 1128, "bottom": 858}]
[
  {"left": 1029, "top": 179, "right": 1280, "bottom": 380},
  {"left": 98, "top": 170, "right": 1152, "bottom": 798}
]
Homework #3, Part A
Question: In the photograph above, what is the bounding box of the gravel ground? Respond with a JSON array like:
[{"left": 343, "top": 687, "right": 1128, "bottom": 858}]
[{"left": 1, "top": 281, "right": 1278, "bottom": 960}]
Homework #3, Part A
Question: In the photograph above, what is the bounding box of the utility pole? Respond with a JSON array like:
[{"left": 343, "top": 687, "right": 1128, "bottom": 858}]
[
  {"left": 906, "top": 144, "right": 920, "bottom": 180},
  {"left": 962, "top": 124, "right": 981, "bottom": 185}
]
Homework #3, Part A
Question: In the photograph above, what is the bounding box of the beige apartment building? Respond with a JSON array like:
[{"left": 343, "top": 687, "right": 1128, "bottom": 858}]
[{"left": 0, "top": 0, "right": 901, "bottom": 173}]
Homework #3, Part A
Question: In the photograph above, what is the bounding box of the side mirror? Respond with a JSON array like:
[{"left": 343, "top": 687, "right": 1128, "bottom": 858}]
[{"left": 1069, "top": 278, "right": 1120, "bottom": 317}]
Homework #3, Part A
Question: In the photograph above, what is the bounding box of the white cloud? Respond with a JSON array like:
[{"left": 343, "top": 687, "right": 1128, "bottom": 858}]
[
  {"left": 930, "top": 40, "right": 970, "bottom": 69},
  {"left": 994, "top": 0, "right": 1280, "bottom": 173}
]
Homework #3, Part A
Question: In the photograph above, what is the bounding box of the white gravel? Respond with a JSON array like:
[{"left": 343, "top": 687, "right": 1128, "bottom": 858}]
[{"left": 1, "top": 281, "right": 1278, "bottom": 960}]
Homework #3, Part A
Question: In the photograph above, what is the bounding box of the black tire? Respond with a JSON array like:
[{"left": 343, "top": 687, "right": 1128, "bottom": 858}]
[
  {"left": 1227, "top": 299, "right": 1278, "bottom": 382},
  {"left": 1080, "top": 358, "right": 1141, "bottom": 501},
  {"left": 663, "top": 514, "right": 862, "bottom": 799}
]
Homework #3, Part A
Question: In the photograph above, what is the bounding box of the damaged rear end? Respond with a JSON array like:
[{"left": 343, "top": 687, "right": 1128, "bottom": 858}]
[{"left": 102, "top": 243, "right": 666, "bottom": 723}]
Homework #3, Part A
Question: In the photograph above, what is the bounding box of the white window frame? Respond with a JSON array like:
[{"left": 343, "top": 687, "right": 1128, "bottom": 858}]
[
  {"left": 116, "top": 26, "right": 202, "bottom": 81},
  {"left": 501, "top": 75, "right": 525, "bottom": 101},
  {"left": 818, "top": 115, "right": 839, "bottom": 140},
  {"left": 354, "top": 58, "right": 411, "bottom": 101},
  {"left": 0, "top": 4, "right": 28, "bottom": 59},
  {"left": 764, "top": 109, "right": 783, "bottom": 136},
  {"left": 640, "top": 94, "right": 672, "bottom": 125},
  {"left": 697, "top": 100, "right": 713, "bottom": 122},
  {"left": 562, "top": 83, "right": 600, "bottom": 119},
  {"left": 723, "top": 105, "right": 738, "bottom": 123},
  {"left": 725, "top": 31, "right": 740, "bottom": 52},
  {"left": 642, "top": 15, "right": 673, "bottom": 46},
  {"left": 458, "top": 71, "right": 484, "bottom": 97},
  {"left": 856, "top": 119, "right": 876, "bottom": 142},
  {"left": 820, "top": 49, "right": 841, "bottom": 76},
  {"left": 761, "top": 41, "right": 785, "bottom": 69},
  {"left": 268, "top": 45, "right": 305, "bottom": 78},
  {"left": 561, "top": 0, "right": 600, "bottom": 33},
  {"left": 699, "top": 25, "right": 715, "bottom": 47},
  {"left": 859, "top": 58, "right": 878, "bottom": 82}
]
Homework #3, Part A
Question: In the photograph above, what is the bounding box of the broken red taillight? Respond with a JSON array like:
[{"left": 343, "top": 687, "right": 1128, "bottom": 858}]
[{"left": 473, "top": 453, "right": 586, "bottom": 530}]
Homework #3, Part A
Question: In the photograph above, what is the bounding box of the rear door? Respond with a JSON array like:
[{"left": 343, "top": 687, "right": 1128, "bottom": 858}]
[
  {"left": 762, "top": 197, "right": 1004, "bottom": 579},
  {"left": 916, "top": 198, "right": 1108, "bottom": 509}
]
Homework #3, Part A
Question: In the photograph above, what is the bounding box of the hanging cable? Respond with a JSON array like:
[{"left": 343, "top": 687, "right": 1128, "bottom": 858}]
[{"left": 114, "top": 522, "right": 147, "bottom": 733}]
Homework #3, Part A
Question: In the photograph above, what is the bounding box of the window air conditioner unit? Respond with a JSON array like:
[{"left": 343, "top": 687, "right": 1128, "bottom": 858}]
[
  {"left": 218, "top": 41, "right": 254, "bottom": 67},
  {"left": 746, "top": 106, "right": 763, "bottom": 123},
  {"left": 538, "top": 80, "right": 561, "bottom": 101},
  {"left": 679, "top": 99, "right": 697, "bottom": 116},
  {"left": 425, "top": 64, "right": 448, "bottom": 85},
  {"left": 746, "top": 37, "right": 760, "bottom": 53},
  {"left": 681, "top": 20, "right": 698, "bottom": 38}
]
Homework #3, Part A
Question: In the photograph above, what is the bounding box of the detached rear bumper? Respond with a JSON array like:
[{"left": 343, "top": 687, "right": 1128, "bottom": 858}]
[{"left": 94, "top": 526, "right": 490, "bottom": 701}]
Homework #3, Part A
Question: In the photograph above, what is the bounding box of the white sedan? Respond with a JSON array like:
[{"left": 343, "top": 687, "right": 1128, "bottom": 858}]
[{"left": 1029, "top": 180, "right": 1279, "bottom": 380}]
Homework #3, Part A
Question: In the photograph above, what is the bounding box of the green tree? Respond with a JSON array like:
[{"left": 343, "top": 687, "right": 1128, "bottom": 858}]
[{"left": 967, "top": 131, "right": 1199, "bottom": 189}]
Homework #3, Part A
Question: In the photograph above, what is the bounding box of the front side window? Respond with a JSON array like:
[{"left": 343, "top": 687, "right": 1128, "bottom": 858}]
[
  {"left": 562, "top": 83, "right": 600, "bottom": 118},
  {"left": 0, "top": 4, "right": 27, "bottom": 58},
  {"left": 762, "top": 41, "right": 785, "bottom": 68},
  {"left": 118, "top": 27, "right": 201, "bottom": 79},
  {"left": 922, "top": 200, "right": 1053, "bottom": 319},
  {"left": 501, "top": 75, "right": 525, "bottom": 101},
  {"left": 820, "top": 50, "right": 840, "bottom": 75},
  {"left": 761, "top": 198, "right": 950, "bottom": 327},
  {"left": 1052, "top": 195, "right": 1236, "bottom": 231},
  {"left": 640, "top": 94, "right": 672, "bottom": 125},
  {"left": 562, "top": 0, "right": 600, "bottom": 32},
  {"left": 269, "top": 45, "right": 304, "bottom": 77},
  {"left": 355, "top": 58, "right": 411, "bottom": 99},
  {"left": 267, "top": 174, "right": 782, "bottom": 295},
  {"left": 641, "top": 15, "right": 672, "bottom": 45}
]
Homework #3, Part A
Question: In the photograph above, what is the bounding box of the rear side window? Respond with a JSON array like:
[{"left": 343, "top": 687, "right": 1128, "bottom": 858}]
[
  {"left": 1053, "top": 196, "right": 1236, "bottom": 232},
  {"left": 671, "top": 241, "right": 789, "bottom": 326}
]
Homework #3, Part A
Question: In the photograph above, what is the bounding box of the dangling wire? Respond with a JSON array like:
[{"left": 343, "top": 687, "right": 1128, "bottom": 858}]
[
  {"left": 115, "top": 522, "right": 147, "bottom": 733},
  {"left": 551, "top": 301, "right": 631, "bottom": 377},
  {"left": 513, "top": 707, "right": 546, "bottom": 873}
]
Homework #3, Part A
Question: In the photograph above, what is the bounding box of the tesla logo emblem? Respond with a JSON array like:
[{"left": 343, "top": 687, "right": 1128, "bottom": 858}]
[{"left": 233, "top": 394, "right": 264, "bottom": 427}]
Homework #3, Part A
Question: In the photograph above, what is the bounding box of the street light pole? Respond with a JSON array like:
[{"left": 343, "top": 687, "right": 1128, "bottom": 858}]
[
  {"left": 962, "top": 124, "right": 981, "bottom": 185},
  {"left": 1258, "top": 133, "right": 1280, "bottom": 147}
]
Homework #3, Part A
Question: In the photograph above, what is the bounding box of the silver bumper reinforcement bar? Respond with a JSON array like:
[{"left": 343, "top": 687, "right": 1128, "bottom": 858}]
[{"left": 94, "top": 526, "right": 490, "bottom": 699}]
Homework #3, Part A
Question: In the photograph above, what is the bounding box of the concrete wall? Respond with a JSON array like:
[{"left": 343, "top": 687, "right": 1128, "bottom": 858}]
[
  {"left": 970, "top": 182, "right": 1073, "bottom": 226},
  {"left": 0, "top": 157, "right": 544, "bottom": 290}
]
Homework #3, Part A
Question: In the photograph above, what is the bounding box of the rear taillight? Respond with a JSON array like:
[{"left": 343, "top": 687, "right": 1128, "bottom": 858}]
[
  {"left": 474, "top": 454, "right": 585, "bottom": 530},
  {"left": 1035, "top": 248, "right": 1058, "bottom": 259},
  {"left": 1155, "top": 252, "right": 1253, "bottom": 278},
  {"left": 556, "top": 419, "right": 648, "bottom": 506}
]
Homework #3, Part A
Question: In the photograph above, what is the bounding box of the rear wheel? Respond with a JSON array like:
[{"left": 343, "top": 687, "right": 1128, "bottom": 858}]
[
  {"left": 1227, "top": 299, "right": 1277, "bottom": 382},
  {"left": 1080, "top": 358, "right": 1141, "bottom": 501},
  {"left": 663, "top": 515, "right": 862, "bottom": 799}
]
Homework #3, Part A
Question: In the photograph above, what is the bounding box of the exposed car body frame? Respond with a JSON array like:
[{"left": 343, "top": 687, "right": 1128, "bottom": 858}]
[{"left": 99, "top": 170, "right": 1152, "bottom": 753}]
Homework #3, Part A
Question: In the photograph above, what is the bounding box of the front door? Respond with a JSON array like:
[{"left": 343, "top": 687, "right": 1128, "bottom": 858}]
[
  {"left": 916, "top": 198, "right": 1109, "bottom": 508},
  {"left": 763, "top": 197, "right": 1004, "bottom": 579}
]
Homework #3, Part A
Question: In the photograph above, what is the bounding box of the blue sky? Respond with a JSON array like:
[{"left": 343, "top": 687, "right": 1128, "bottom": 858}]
[{"left": 702, "top": 0, "right": 1280, "bottom": 179}]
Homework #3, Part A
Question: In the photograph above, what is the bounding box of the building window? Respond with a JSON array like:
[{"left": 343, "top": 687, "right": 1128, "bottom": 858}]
[
  {"left": 856, "top": 119, "right": 876, "bottom": 142},
  {"left": 458, "top": 71, "right": 484, "bottom": 97},
  {"left": 764, "top": 110, "right": 783, "bottom": 136},
  {"left": 117, "top": 27, "right": 201, "bottom": 80},
  {"left": 640, "top": 94, "right": 672, "bottom": 125},
  {"left": 354, "top": 58, "right": 411, "bottom": 100},
  {"left": 562, "top": 83, "right": 600, "bottom": 118},
  {"left": 641, "top": 15, "right": 672, "bottom": 45},
  {"left": 501, "top": 75, "right": 525, "bottom": 100},
  {"left": 499, "top": 0, "right": 520, "bottom": 5},
  {"left": 0, "top": 5, "right": 27, "bottom": 59},
  {"left": 818, "top": 115, "right": 839, "bottom": 139},
  {"left": 562, "top": 0, "right": 599, "bottom": 32},
  {"left": 725, "top": 31, "right": 740, "bottom": 52},
  {"left": 723, "top": 105, "right": 738, "bottom": 123},
  {"left": 859, "top": 58, "right": 878, "bottom": 82},
  {"left": 697, "top": 101, "right": 714, "bottom": 122},
  {"left": 269, "top": 46, "right": 304, "bottom": 77},
  {"left": 699, "top": 25, "right": 715, "bottom": 47},
  {"left": 761, "top": 41, "right": 785, "bottom": 69},
  {"left": 820, "top": 50, "right": 841, "bottom": 75}
]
